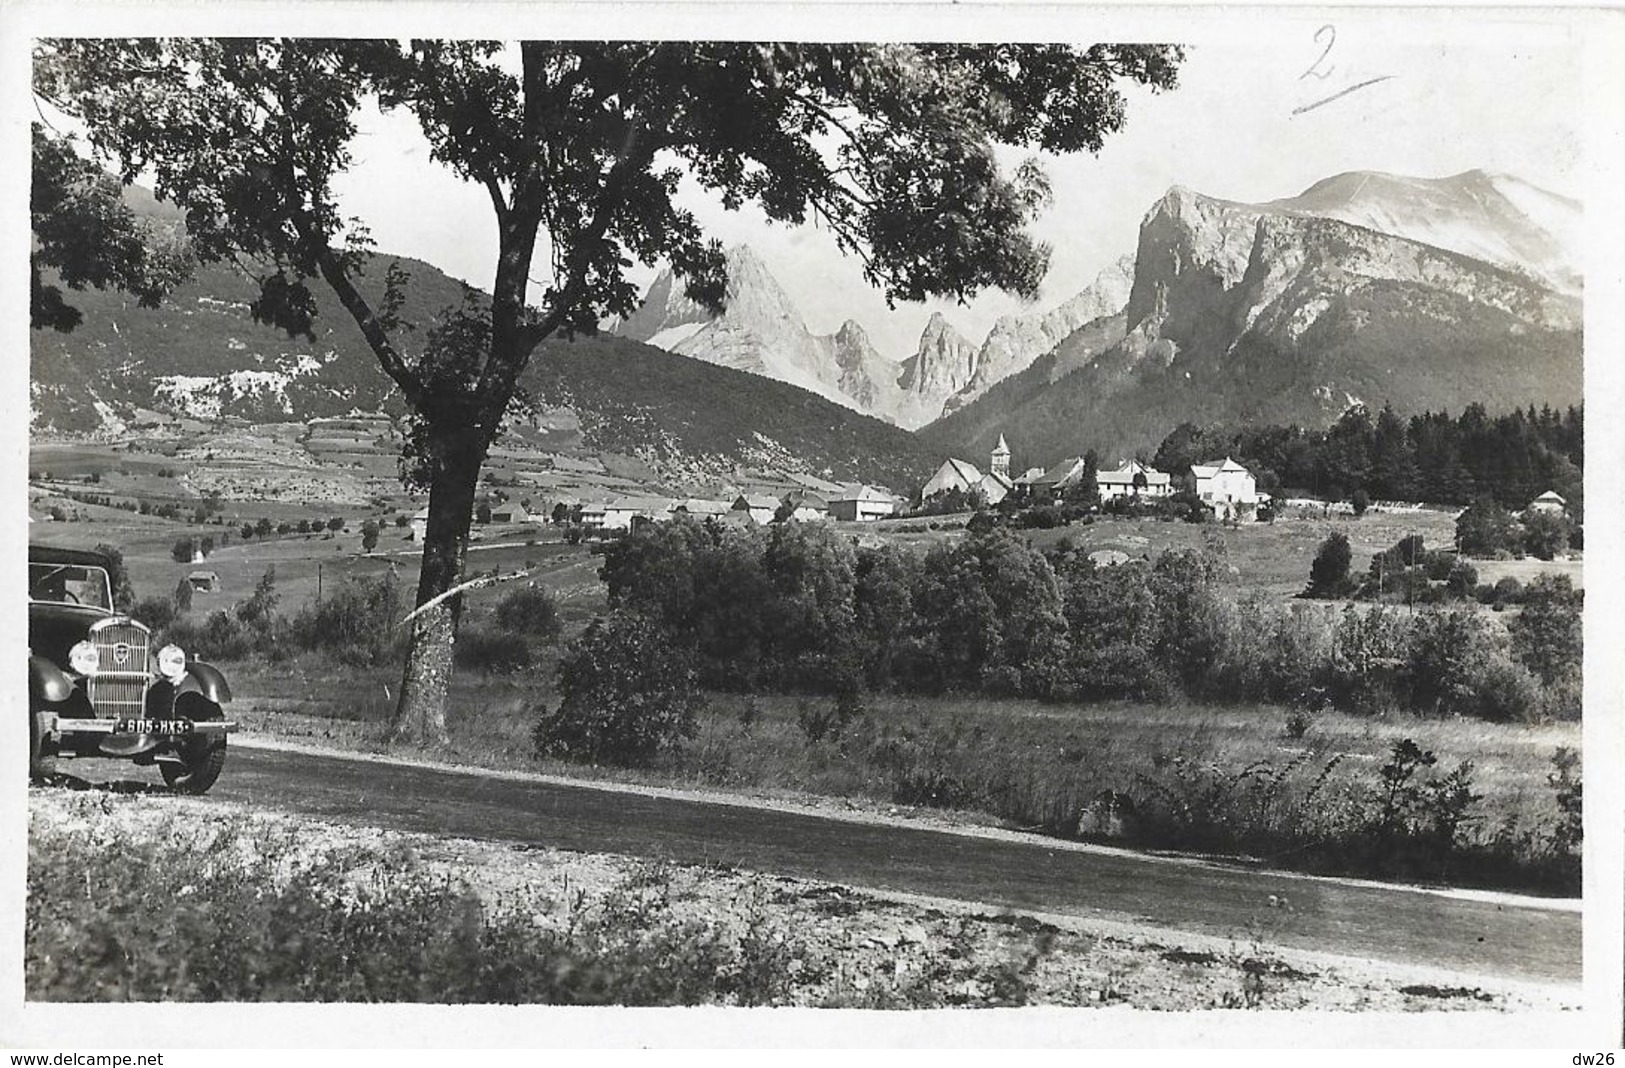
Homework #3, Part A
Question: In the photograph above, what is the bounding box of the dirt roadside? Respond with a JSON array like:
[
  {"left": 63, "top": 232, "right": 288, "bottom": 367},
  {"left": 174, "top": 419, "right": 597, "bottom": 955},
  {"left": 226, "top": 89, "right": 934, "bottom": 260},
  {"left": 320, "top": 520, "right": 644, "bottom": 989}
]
[{"left": 27, "top": 785, "right": 1579, "bottom": 1010}]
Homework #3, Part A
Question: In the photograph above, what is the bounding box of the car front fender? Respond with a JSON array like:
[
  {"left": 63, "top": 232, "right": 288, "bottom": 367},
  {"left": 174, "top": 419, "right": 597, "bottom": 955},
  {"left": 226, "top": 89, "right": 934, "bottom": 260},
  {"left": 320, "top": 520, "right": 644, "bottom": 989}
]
[
  {"left": 178, "top": 661, "right": 232, "bottom": 706},
  {"left": 29, "top": 655, "right": 77, "bottom": 704}
]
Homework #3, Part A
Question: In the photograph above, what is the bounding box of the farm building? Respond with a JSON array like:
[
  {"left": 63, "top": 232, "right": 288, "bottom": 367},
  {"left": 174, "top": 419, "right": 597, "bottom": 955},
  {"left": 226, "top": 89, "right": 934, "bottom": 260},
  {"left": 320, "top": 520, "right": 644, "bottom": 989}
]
[
  {"left": 1097, "top": 460, "right": 1173, "bottom": 501},
  {"left": 780, "top": 489, "right": 830, "bottom": 522},
  {"left": 604, "top": 496, "right": 678, "bottom": 531},
  {"left": 1527, "top": 490, "right": 1567, "bottom": 515},
  {"left": 978, "top": 470, "right": 1014, "bottom": 506},
  {"left": 1192, "top": 457, "right": 1265, "bottom": 520},
  {"left": 732, "top": 494, "right": 780, "bottom": 525},
  {"left": 676, "top": 498, "right": 732, "bottom": 518},
  {"left": 186, "top": 571, "right": 221, "bottom": 593},
  {"left": 829, "top": 484, "right": 897, "bottom": 522},
  {"left": 920, "top": 457, "right": 983, "bottom": 500},
  {"left": 1030, "top": 457, "right": 1091, "bottom": 496},
  {"left": 482, "top": 502, "right": 531, "bottom": 524},
  {"left": 579, "top": 502, "right": 608, "bottom": 532}
]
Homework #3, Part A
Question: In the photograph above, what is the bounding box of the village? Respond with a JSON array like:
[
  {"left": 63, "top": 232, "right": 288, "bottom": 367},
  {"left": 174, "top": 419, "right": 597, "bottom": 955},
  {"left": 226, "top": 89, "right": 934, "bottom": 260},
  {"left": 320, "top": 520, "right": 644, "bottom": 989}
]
[{"left": 483, "top": 435, "right": 1271, "bottom": 539}]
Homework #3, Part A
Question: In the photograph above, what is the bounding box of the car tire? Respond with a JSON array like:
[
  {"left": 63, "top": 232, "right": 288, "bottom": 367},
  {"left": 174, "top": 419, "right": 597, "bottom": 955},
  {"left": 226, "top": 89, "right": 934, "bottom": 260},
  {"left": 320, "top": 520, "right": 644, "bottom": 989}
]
[
  {"left": 160, "top": 735, "right": 227, "bottom": 794},
  {"left": 160, "top": 695, "right": 227, "bottom": 795},
  {"left": 27, "top": 711, "right": 53, "bottom": 783}
]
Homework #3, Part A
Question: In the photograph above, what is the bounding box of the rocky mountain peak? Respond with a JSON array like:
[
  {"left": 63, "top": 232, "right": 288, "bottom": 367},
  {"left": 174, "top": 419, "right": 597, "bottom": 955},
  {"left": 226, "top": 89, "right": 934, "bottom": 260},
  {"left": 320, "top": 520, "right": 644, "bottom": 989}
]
[{"left": 898, "top": 313, "right": 977, "bottom": 398}]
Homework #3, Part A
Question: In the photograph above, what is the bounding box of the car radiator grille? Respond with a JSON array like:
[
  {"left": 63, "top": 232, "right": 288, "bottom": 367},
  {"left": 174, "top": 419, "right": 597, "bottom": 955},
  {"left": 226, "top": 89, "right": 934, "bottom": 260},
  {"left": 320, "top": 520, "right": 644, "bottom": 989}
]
[{"left": 86, "top": 620, "right": 151, "bottom": 719}]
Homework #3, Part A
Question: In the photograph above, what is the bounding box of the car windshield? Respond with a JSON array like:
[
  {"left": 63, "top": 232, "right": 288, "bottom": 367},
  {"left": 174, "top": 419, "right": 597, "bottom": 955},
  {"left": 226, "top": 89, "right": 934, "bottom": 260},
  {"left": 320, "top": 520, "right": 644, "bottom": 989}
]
[{"left": 28, "top": 562, "right": 113, "bottom": 610}]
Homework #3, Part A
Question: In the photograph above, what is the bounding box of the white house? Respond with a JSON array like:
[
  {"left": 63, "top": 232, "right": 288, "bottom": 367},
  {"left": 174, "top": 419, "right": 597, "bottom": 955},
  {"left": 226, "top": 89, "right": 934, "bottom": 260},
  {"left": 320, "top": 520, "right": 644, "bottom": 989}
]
[
  {"left": 920, "top": 457, "right": 984, "bottom": 501},
  {"left": 1097, "top": 460, "right": 1173, "bottom": 501},
  {"left": 829, "top": 484, "right": 897, "bottom": 522},
  {"left": 409, "top": 507, "right": 430, "bottom": 541},
  {"left": 1527, "top": 490, "right": 1568, "bottom": 515},
  {"left": 1191, "top": 457, "right": 1263, "bottom": 520},
  {"left": 579, "top": 501, "right": 608, "bottom": 532}
]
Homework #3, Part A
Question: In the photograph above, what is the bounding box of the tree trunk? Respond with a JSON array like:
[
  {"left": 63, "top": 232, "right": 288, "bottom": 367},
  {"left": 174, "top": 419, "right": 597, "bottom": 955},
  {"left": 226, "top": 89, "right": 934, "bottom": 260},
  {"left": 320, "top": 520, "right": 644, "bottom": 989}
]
[{"left": 389, "top": 427, "right": 488, "bottom": 746}]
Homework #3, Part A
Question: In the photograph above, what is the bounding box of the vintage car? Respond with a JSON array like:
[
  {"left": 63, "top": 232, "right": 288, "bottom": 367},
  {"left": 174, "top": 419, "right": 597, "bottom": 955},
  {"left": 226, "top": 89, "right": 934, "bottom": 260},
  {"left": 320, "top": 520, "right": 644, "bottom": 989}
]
[{"left": 28, "top": 544, "right": 236, "bottom": 792}]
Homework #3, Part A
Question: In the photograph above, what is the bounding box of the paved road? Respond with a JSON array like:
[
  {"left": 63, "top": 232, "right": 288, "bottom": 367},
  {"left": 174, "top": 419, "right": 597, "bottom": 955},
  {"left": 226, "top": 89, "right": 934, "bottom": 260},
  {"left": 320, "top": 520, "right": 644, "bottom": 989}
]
[{"left": 135, "top": 745, "right": 1588, "bottom": 984}]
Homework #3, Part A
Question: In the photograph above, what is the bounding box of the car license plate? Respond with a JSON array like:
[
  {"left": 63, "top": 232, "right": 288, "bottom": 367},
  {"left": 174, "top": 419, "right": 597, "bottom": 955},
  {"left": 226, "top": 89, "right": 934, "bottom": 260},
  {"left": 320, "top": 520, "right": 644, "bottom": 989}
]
[{"left": 114, "top": 718, "right": 193, "bottom": 735}]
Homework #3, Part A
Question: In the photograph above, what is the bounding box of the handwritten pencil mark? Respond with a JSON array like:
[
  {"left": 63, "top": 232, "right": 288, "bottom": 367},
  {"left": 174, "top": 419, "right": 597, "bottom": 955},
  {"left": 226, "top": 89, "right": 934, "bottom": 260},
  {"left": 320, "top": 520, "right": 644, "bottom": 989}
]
[
  {"left": 1292, "top": 75, "right": 1395, "bottom": 116},
  {"left": 1300, "top": 25, "right": 1337, "bottom": 80}
]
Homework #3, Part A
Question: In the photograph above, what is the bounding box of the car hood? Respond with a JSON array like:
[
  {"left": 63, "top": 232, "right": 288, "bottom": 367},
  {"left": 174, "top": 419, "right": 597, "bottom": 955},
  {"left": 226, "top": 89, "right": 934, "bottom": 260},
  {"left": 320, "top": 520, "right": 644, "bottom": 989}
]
[{"left": 28, "top": 603, "right": 117, "bottom": 669}]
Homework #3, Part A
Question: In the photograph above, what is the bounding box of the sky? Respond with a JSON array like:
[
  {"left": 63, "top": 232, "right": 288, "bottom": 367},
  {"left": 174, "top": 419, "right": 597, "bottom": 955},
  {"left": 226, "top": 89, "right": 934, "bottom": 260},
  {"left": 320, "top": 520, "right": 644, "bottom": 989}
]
[{"left": 328, "top": 12, "right": 1583, "bottom": 359}]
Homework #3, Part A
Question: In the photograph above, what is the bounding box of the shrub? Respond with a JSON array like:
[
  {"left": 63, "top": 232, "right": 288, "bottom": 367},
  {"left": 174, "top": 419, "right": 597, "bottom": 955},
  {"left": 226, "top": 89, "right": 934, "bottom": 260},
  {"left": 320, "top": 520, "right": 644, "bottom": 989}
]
[
  {"left": 1522, "top": 510, "right": 1572, "bottom": 561},
  {"left": 131, "top": 596, "right": 176, "bottom": 631},
  {"left": 1014, "top": 505, "right": 1065, "bottom": 530},
  {"left": 93, "top": 543, "right": 136, "bottom": 611},
  {"left": 1509, "top": 575, "right": 1582, "bottom": 718},
  {"left": 535, "top": 612, "right": 705, "bottom": 766},
  {"left": 27, "top": 803, "right": 810, "bottom": 1004},
  {"left": 454, "top": 625, "right": 532, "bottom": 674},
  {"left": 1455, "top": 498, "right": 1521, "bottom": 557},
  {"left": 493, "top": 584, "right": 562, "bottom": 644},
  {"left": 1405, "top": 609, "right": 1536, "bottom": 721},
  {"left": 1304, "top": 532, "right": 1353, "bottom": 598},
  {"left": 1444, "top": 560, "right": 1478, "bottom": 599},
  {"left": 286, "top": 572, "right": 405, "bottom": 667},
  {"left": 163, "top": 609, "right": 258, "bottom": 661}
]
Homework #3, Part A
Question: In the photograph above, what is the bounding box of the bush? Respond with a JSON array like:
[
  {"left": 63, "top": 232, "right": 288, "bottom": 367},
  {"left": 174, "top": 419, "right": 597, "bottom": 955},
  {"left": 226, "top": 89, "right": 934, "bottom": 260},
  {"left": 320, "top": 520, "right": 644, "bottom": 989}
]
[
  {"left": 163, "top": 609, "right": 258, "bottom": 662},
  {"left": 1014, "top": 505, "right": 1065, "bottom": 530},
  {"left": 454, "top": 625, "right": 532, "bottom": 674},
  {"left": 131, "top": 596, "right": 177, "bottom": 631},
  {"left": 286, "top": 572, "right": 405, "bottom": 667},
  {"left": 1405, "top": 609, "right": 1535, "bottom": 721},
  {"left": 1304, "top": 532, "right": 1353, "bottom": 598},
  {"left": 535, "top": 612, "right": 706, "bottom": 766},
  {"left": 1522, "top": 510, "right": 1572, "bottom": 561},
  {"left": 493, "top": 584, "right": 562, "bottom": 644},
  {"left": 27, "top": 802, "right": 810, "bottom": 1004}
]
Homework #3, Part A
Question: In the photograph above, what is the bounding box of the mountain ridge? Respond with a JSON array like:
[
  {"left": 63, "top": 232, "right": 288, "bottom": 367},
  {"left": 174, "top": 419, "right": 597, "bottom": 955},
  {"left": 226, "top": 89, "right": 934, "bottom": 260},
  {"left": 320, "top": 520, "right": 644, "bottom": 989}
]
[{"left": 920, "top": 172, "right": 1581, "bottom": 467}]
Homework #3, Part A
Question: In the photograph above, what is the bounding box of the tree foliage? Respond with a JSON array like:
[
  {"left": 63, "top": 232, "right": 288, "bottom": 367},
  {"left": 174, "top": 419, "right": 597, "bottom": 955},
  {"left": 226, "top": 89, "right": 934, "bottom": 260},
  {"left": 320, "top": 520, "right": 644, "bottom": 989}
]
[
  {"left": 1305, "top": 532, "right": 1353, "bottom": 599},
  {"left": 537, "top": 611, "right": 706, "bottom": 765},
  {"left": 40, "top": 37, "right": 1183, "bottom": 745},
  {"left": 1153, "top": 403, "right": 1582, "bottom": 511},
  {"left": 30, "top": 124, "right": 193, "bottom": 331}
]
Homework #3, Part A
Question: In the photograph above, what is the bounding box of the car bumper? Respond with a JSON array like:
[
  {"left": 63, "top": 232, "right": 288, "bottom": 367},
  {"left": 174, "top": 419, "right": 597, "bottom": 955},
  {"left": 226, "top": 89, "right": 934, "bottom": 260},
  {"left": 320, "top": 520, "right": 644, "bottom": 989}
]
[{"left": 43, "top": 714, "right": 238, "bottom": 738}]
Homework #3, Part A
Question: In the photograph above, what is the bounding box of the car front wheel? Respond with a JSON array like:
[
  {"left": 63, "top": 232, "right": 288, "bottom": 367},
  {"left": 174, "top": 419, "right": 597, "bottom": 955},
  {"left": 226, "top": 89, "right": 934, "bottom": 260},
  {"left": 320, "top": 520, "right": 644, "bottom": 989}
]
[
  {"left": 28, "top": 710, "right": 55, "bottom": 783},
  {"left": 160, "top": 694, "right": 227, "bottom": 794},
  {"left": 160, "top": 733, "right": 227, "bottom": 794}
]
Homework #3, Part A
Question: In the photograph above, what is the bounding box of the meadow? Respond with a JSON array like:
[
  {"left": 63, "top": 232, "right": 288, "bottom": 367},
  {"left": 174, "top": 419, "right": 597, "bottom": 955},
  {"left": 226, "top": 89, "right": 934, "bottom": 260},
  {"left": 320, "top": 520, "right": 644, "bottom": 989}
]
[
  {"left": 28, "top": 437, "right": 1583, "bottom": 894},
  {"left": 223, "top": 654, "right": 1582, "bottom": 895}
]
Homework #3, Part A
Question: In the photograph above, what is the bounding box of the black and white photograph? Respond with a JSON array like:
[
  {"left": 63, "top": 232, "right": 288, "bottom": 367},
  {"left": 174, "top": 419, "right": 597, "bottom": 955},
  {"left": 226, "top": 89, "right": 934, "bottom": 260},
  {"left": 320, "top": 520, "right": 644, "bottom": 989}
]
[{"left": 5, "top": 0, "right": 1623, "bottom": 1054}]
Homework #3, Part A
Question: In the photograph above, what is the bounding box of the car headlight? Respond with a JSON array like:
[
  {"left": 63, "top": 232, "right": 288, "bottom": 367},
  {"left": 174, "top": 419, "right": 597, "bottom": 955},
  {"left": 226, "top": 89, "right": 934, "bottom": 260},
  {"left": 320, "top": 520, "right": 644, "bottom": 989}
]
[
  {"left": 156, "top": 644, "right": 188, "bottom": 683},
  {"left": 68, "top": 640, "right": 100, "bottom": 677}
]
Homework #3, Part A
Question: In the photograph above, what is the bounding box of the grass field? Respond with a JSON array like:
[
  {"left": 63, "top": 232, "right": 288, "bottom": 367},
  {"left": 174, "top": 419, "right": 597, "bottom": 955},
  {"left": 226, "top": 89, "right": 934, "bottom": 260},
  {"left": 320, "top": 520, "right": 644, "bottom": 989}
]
[{"left": 221, "top": 653, "right": 1582, "bottom": 895}]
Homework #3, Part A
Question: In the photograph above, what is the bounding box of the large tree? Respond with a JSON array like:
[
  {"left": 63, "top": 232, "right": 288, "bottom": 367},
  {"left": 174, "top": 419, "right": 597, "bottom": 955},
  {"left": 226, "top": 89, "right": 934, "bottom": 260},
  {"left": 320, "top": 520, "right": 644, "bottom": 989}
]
[
  {"left": 30, "top": 122, "right": 193, "bottom": 331},
  {"left": 37, "top": 39, "right": 1183, "bottom": 744}
]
